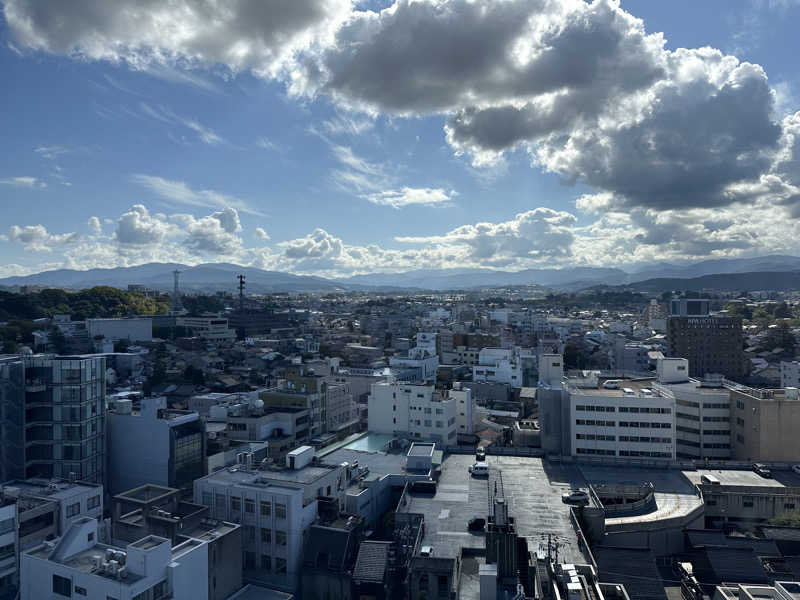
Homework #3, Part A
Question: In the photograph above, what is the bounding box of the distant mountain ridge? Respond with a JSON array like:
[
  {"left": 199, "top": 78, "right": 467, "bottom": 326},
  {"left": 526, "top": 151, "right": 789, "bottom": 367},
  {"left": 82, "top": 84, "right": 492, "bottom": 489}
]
[
  {"left": 2, "top": 254, "right": 800, "bottom": 292},
  {"left": 623, "top": 270, "right": 800, "bottom": 293}
]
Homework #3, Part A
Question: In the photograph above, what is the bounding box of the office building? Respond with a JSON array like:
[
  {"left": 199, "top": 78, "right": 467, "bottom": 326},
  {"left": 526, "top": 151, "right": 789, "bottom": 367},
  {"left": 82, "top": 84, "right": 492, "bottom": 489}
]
[
  {"left": 472, "top": 348, "right": 524, "bottom": 386},
  {"left": 667, "top": 299, "right": 747, "bottom": 381},
  {"left": 0, "top": 356, "right": 25, "bottom": 482},
  {"left": 108, "top": 396, "right": 205, "bottom": 495},
  {"left": 177, "top": 316, "right": 236, "bottom": 341},
  {"left": 368, "top": 382, "right": 457, "bottom": 446},
  {"left": 730, "top": 385, "right": 800, "bottom": 462},
  {"left": 86, "top": 317, "right": 152, "bottom": 343},
  {"left": 193, "top": 447, "right": 344, "bottom": 593}
]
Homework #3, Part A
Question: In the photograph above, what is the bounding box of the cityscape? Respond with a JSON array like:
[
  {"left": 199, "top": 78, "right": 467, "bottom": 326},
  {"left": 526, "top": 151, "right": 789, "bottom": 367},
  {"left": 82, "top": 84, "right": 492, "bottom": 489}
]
[{"left": 3, "top": 1, "right": 800, "bottom": 600}]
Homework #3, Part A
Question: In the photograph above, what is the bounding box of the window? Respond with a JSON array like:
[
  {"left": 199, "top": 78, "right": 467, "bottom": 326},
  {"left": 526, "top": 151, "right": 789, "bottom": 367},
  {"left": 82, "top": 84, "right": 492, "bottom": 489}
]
[
  {"left": 244, "top": 551, "right": 256, "bottom": 570},
  {"left": 261, "top": 554, "right": 272, "bottom": 570},
  {"left": 419, "top": 574, "right": 429, "bottom": 591},
  {"left": 275, "top": 503, "right": 286, "bottom": 519},
  {"left": 743, "top": 497, "right": 754, "bottom": 508},
  {"left": 276, "top": 558, "right": 287, "bottom": 574},
  {"left": 87, "top": 495, "right": 100, "bottom": 510},
  {"left": 75, "top": 587, "right": 87, "bottom": 596},
  {"left": 261, "top": 528, "right": 271, "bottom": 543},
  {"left": 231, "top": 497, "right": 241, "bottom": 512},
  {"left": 276, "top": 530, "right": 287, "bottom": 546},
  {"left": 260, "top": 501, "right": 271, "bottom": 516},
  {"left": 66, "top": 502, "right": 80, "bottom": 518},
  {"left": 244, "top": 499, "right": 255, "bottom": 513},
  {"left": 244, "top": 526, "right": 256, "bottom": 542},
  {"left": 438, "top": 575, "right": 449, "bottom": 593},
  {"left": 786, "top": 503, "right": 796, "bottom": 510},
  {"left": 202, "top": 491, "right": 212, "bottom": 507},
  {"left": 53, "top": 574, "right": 71, "bottom": 597}
]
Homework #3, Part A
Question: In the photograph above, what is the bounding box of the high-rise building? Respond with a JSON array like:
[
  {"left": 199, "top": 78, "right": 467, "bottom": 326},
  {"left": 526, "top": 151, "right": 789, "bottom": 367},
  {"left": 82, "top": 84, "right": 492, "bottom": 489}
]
[
  {"left": 730, "top": 385, "right": 800, "bottom": 462},
  {"left": 1, "top": 356, "right": 107, "bottom": 484},
  {"left": 667, "top": 299, "right": 747, "bottom": 381}
]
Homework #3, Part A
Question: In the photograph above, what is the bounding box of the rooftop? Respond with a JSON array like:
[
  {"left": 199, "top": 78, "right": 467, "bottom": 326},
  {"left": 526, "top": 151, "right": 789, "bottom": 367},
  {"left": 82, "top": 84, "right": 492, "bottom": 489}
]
[
  {"left": 685, "top": 469, "right": 800, "bottom": 488},
  {"left": 408, "top": 442, "right": 435, "bottom": 457},
  {"left": 4, "top": 478, "right": 101, "bottom": 501},
  {"left": 202, "top": 462, "right": 338, "bottom": 488}
]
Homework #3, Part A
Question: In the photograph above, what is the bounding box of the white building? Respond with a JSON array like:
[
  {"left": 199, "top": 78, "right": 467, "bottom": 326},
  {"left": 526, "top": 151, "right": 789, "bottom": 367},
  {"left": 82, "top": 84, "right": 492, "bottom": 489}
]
[
  {"left": 107, "top": 396, "right": 205, "bottom": 495},
  {"left": 568, "top": 378, "right": 676, "bottom": 461},
  {"left": 653, "top": 358, "right": 731, "bottom": 459},
  {"left": 21, "top": 517, "right": 235, "bottom": 600},
  {"left": 472, "top": 348, "right": 522, "bottom": 386},
  {"left": 449, "top": 383, "right": 475, "bottom": 435},
  {"left": 193, "top": 449, "right": 344, "bottom": 593},
  {"left": 177, "top": 316, "right": 236, "bottom": 341},
  {"left": 86, "top": 317, "right": 152, "bottom": 343},
  {"left": 781, "top": 360, "right": 800, "bottom": 388},
  {"left": 368, "top": 382, "right": 457, "bottom": 446}
]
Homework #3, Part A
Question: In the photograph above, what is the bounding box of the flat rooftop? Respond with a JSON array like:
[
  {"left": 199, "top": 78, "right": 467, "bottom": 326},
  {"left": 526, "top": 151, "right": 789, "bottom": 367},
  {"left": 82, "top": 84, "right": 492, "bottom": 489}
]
[
  {"left": 322, "top": 448, "right": 408, "bottom": 478},
  {"left": 568, "top": 378, "right": 663, "bottom": 397},
  {"left": 398, "top": 454, "right": 589, "bottom": 564},
  {"left": 408, "top": 443, "right": 435, "bottom": 457},
  {"left": 684, "top": 469, "right": 800, "bottom": 488},
  {"left": 5, "top": 478, "right": 101, "bottom": 500},
  {"left": 202, "top": 463, "right": 338, "bottom": 488}
]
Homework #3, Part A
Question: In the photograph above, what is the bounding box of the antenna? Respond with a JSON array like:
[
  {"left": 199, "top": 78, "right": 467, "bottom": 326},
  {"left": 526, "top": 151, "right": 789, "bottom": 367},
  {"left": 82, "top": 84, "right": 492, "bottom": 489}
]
[{"left": 237, "top": 274, "right": 246, "bottom": 314}]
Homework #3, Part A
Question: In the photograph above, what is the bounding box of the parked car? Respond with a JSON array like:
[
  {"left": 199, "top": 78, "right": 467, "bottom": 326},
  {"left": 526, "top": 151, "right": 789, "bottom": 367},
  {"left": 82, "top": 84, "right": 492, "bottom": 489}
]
[
  {"left": 753, "top": 463, "right": 773, "bottom": 478},
  {"left": 562, "top": 489, "right": 589, "bottom": 505},
  {"left": 469, "top": 463, "right": 489, "bottom": 477},
  {"left": 792, "top": 464, "right": 800, "bottom": 476},
  {"left": 468, "top": 517, "right": 486, "bottom": 532},
  {"left": 475, "top": 446, "right": 486, "bottom": 462},
  {"left": 420, "top": 546, "right": 434, "bottom": 557}
]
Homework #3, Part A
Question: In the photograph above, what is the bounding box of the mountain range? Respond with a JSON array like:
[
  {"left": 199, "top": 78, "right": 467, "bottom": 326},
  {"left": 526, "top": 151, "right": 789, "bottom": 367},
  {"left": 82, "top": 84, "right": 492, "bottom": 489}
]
[{"left": 2, "top": 255, "right": 800, "bottom": 293}]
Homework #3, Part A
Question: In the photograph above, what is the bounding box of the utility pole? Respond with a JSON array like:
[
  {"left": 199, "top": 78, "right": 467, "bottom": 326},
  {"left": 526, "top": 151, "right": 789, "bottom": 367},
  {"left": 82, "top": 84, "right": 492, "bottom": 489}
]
[{"left": 236, "top": 274, "right": 246, "bottom": 340}]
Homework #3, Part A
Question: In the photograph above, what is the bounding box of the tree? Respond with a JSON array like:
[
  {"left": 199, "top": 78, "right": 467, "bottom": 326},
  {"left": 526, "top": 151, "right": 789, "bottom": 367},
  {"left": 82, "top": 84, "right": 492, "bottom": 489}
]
[{"left": 774, "top": 302, "right": 792, "bottom": 319}]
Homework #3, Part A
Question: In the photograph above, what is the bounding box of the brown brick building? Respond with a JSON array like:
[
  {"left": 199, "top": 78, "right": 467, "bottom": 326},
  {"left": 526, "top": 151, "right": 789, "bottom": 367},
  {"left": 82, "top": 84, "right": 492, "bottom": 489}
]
[{"left": 667, "top": 316, "right": 747, "bottom": 381}]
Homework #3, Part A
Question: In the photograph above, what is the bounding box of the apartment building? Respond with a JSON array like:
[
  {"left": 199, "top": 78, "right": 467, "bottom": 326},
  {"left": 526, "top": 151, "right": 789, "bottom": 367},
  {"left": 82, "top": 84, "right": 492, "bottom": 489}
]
[
  {"left": 653, "top": 358, "right": 732, "bottom": 459},
  {"left": 86, "top": 317, "right": 153, "bottom": 343},
  {"left": 21, "top": 355, "right": 107, "bottom": 483},
  {"left": 107, "top": 396, "right": 205, "bottom": 495},
  {"left": 0, "top": 356, "right": 25, "bottom": 482},
  {"left": 21, "top": 516, "right": 239, "bottom": 600},
  {"left": 449, "top": 383, "right": 475, "bottom": 435},
  {"left": 193, "top": 448, "right": 344, "bottom": 593},
  {"left": 368, "top": 382, "right": 457, "bottom": 446},
  {"left": 730, "top": 385, "right": 800, "bottom": 462},
  {"left": 472, "top": 348, "right": 522, "bottom": 386}
]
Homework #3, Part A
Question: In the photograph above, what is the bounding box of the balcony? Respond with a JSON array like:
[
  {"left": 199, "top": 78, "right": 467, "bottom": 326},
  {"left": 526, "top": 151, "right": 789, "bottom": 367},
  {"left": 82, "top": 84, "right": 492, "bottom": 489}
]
[{"left": 25, "top": 379, "right": 46, "bottom": 393}]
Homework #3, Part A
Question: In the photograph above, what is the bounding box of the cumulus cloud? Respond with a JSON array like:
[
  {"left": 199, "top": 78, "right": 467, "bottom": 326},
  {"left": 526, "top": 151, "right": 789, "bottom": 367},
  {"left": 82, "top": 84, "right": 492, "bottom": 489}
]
[
  {"left": 174, "top": 207, "right": 243, "bottom": 255},
  {"left": 3, "top": 0, "right": 351, "bottom": 78},
  {"left": 88, "top": 216, "right": 102, "bottom": 234},
  {"left": 255, "top": 227, "right": 271, "bottom": 240},
  {"left": 115, "top": 204, "right": 172, "bottom": 246},
  {"left": 0, "top": 176, "right": 46, "bottom": 188},
  {"left": 132, "top": 174, "right": 265, "bottom": 217},
  {"left": 4, "top": 224, "right": 78, "bottom": 252},
  {"left": 363, "top": 187, "right": 455, "bottom": 209}
]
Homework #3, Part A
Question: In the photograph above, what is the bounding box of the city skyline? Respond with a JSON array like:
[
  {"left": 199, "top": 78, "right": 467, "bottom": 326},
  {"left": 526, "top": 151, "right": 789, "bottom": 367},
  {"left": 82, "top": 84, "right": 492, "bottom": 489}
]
[{"left": 2, "top": 0, "right": 800, "bottom": 279}]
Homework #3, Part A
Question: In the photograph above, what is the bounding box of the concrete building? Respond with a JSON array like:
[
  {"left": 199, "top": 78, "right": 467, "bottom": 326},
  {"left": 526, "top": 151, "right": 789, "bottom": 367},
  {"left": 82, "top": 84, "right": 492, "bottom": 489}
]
[
  {"left": 449, "top": 383, "right": 475, "bottom": 435},
  {"left": 0, "top": 356, "right": 25, "bottom": 482},
  {"left": 667, "top": 300, "right": 747, "bottom": 381},
  {"left": 472, "top": 348, "right": 522, "bottom": 386},
  {"left": 780, "top": 361, "right": 800, "bottom": 388},
  {"left": 193, "top": 448, "right": 344, "bottom": 593},
  {"left": 368, "top": 382, "right": 457, "bottom": 447},
  {"left": 86, "top": 317, "right": 153, "bottom": 343},
  {"left": 21, "top": 355, "right": 107, "bottom": 483},
  {"left": 653, "top": 358, "right": 732, "bottom": 459},
  {"left": 108, "top": 396, "right": 205, "bottom": 495},
  {"left": 177, "top": 316, "right": 236, "bottom": 341},
  {"left": 21, "top": 516, "right": 240, "bottom": 600},
  {"left": 730, "top": 385, "right": 800, "bottom": 462}
]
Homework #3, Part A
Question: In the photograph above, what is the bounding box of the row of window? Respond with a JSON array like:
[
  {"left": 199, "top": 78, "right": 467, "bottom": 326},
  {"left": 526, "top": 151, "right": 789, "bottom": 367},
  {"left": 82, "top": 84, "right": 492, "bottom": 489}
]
[
  {"left": 576, "top": 448, "right": 616, "bottom": 456},
  {"left": 202, "top": 493, "right": 287, "bottom": 520},
  {"left": 618, "top": 406, "right": 671, "bottom": 414},
  {"left": 618, "top": 450, "right": 671, "bottom": 458},
  {"left": 618, "top": 421, "right": 672, "bottom": 429},
  {"left": 618, "top": 436, "right": 671, "bottom": 443},
  {"left": 576, "top": 434, "right": 616, "bottom": 441},
  {"left": 575, "top": 419, "right": 616, "bottom": 427},
  {"left": 243, "top": 552, "right": 287, "bottom": 573}
]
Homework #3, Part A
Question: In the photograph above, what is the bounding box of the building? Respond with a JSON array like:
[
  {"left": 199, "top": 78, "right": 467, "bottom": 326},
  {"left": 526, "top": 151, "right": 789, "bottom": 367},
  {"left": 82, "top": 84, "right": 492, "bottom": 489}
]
[
  {"left": 86, "top": 317, "right": 153, "bottom": 343},
  {"left": 193, "top": 447, "right": 344, "bottom": 593},
  {"left": 0, "top": 356, "right": 25, "bottom": 482},
  {"left": 780, "top": 361, "right": 800, "bottom": 388},
  {"left": 654, "top": 358, "right": 732, "bottom": 459},
  {"left": 21, "top": 355, "right": 107, "bottom": 483},
  {"left": 730, "top": 385, "right": 800, "bottom": 462},
  {"left": 472, "top": 348, "right": 523, "bottom": 386},
  {"left": 21, "top": 516, "right": 241, "bottom": 600},
  {"left": 389, "top": 338, "right": 439, "bottom": 383},
  {"left": 0, "top": 478, "right": 104, "bottom": 599},
  {"left": 177, "top": 316, "right": 236, "bottom": 341},
  {"left": 667, "top": 300, "right": 747, "bottom": 381},
  {"left": 368, "top": 382, "right": 457, "bottom": 447},
  {"left": 107, "top": 396, "right": 205, "bottom": 495},
  {"left": 449, "top": 383, "right": 475, "bottom": 435}
]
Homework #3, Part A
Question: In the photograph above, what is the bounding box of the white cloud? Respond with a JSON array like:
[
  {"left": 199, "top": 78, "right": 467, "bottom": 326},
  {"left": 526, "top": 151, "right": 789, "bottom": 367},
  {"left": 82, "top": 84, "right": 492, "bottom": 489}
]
[
  {"left": 132, "top": 174, "right": 265, "bottom": 217},
  {"left": 363, "top": 187, "right": 455, "bottom": 209},
  {"left": 255, "top": 227, "right": 271, "bottom": 240},
  {"left": 174, "top": 207, "right": 243, "bottom": 255},
  {"left": 88, "top": 216, "right": 102, "bottom": 234},
  {"left": 115, "top": 205, "right": 173, "bottom": 246},
  {"left": 0, "top": 176, "right": 46, "bottom": 188},
  {"left": 34, "top": 145, "right": 70, "bottom": 159},
  {"left": 4, "top": 224, "right": 78, "bottom": 252},
  {"left": 138, "top": 103, "right": 227, "bottom": 146}
]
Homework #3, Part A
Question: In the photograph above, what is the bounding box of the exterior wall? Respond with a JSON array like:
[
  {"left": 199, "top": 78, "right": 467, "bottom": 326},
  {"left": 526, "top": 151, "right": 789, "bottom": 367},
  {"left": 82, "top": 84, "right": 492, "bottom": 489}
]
[
  {"left": 86, "top": 318, "right": 153, "bottom": 343},
  {"left": 731, "top": 389, "right": 800, "bottom": 462},
  {"left": 0, "top": 357, "right": 25, "bottom": 482},
  {"left": 22, "top": 356, "right": 106, "bottom": 484},
  {"left": 657, "top": 382, "right": 731, "bottom": 459},
  {"left": 0, "top": 502, "right": 17, "bottom": 597},
  {"left": 780, "top": 361, "right": 800, "bottom": 388},
  {"left": 450, "top": 388, "right": 474, "bottom": 435},
  {"left": 368, "top": 383, "right": 457, "bottom": 446},
  {"left": 667, "top": 316, "right": 746, "bottom": 381},
  {"left": 569, "top": 389, "right": 676, "bottom": 460},
  {"left": 700, "top": 483, "right": 800, "bottom": 524},
  {"left": 177, "top": 317, "right": 235, "bottom": 341}
]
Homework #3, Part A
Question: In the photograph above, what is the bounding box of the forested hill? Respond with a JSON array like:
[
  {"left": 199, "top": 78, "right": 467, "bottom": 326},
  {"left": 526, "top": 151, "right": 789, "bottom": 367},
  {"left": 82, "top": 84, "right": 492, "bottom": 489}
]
[{"left": 0, "top": 286, "right": 171, "bottom": 321}]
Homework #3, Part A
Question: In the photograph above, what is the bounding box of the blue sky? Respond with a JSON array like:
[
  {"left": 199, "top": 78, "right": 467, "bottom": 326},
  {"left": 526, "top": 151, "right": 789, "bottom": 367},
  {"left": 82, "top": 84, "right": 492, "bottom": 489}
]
[{"left": 1, "top": 0, "right": 800, "bottom": 278}]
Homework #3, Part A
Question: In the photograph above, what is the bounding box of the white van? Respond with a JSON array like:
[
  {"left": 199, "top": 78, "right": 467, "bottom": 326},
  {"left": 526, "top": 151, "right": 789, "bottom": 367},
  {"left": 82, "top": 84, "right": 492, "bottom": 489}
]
[
  {"left": 469, "top": 463, "right": 489, "bottom": 477},
  {"left": 603, "top": 379, "right": 622, "bottom": 390}
]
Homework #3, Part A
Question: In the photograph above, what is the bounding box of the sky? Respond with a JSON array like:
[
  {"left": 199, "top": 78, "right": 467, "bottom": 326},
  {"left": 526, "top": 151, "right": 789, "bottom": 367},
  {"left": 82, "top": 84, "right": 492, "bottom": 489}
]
[{"left": 1, "top": 0, "right": 800, "bottom": 279}]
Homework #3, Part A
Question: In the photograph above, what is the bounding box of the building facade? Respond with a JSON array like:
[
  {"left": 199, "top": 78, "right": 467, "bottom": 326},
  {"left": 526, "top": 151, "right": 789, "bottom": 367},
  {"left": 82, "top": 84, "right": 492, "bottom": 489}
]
[
  {"left": 667, "top": 315, "right": 746, "bottom": 381},
  {"left": 368, "top": 382, "right": 457, "bottom": 446},
  {"left": 731, "top": 386, "right": 800, "bottom": 462}
]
